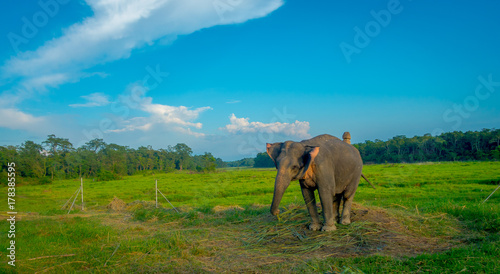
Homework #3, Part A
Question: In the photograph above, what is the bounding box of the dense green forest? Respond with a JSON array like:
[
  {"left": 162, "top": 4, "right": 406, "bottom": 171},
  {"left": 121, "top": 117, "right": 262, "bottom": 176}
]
[
  {"left": 226, "top": 157, "right": 255, "bottom": 168},
  {"left": 355, "top": 129, "right": 500, "bottom": 163},
  {"left": 0, "top": 135, "right": 223, "bottom": 184},
  {"left": 225, "top": 153, "right": 274, "bottom": 168}
]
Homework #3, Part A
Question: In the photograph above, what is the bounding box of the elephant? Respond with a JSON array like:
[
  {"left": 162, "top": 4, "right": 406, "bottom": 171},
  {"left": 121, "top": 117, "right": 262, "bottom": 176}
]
[{"left": 266, "top": 133, "right": 364, "bottom": 231}]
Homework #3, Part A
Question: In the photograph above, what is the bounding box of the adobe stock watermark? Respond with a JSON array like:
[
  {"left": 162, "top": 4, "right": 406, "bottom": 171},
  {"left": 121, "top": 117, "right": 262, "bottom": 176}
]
[
  {"left": 77, "top": 65, "right": 169, "bottom": 147},
  {"left": 213, "top": 0, "right": 243, "bottom": 20},
  {"left": 7, "top": 0, "right": 71, "bottom": 55},
  {"left": 340, "top": 0, "right": 405, "bottom": 64},
  {"left": 237, "top": 107, "right": 297, "bottom": 156},
  {"left": 432, "top": 74, "right": 499, "bottom": 136},
  {"left": 6, "top": 162, "right": 17, "bottom": 267}
]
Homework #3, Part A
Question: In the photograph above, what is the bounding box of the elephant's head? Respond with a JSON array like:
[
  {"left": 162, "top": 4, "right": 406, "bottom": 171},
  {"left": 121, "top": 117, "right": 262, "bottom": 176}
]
[{"left": 266, "top": 141, "right": 319, "bottom": 215}]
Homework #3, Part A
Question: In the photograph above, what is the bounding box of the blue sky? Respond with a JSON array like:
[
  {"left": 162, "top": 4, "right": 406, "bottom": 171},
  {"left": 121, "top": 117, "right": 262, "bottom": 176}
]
[{"left": 1, "top": 0, "right": 499, "bottom": 160}]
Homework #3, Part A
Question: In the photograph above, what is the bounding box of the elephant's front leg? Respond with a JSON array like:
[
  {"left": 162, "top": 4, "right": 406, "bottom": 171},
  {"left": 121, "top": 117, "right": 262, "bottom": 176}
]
[
  {"left": 300, "top": 185, "right": 321, "bottom": 231},
  {"left": 318, "top": 185, "right": 336, "bottom": 231}
]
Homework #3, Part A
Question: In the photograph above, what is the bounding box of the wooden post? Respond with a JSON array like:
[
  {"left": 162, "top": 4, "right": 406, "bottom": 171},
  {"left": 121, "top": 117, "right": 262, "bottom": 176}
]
[
  {"left": 155, "top": 179, "right": 158, "bottom": 208},
  {"left": 81, "top": 177, "right": 84, "bottom": 211}
]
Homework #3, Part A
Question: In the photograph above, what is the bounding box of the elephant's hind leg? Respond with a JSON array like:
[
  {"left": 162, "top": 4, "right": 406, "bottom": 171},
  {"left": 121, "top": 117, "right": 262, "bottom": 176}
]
[
  {"left": 318, "top": 183, "right": 336, "bottom": 231},
  {"left": 340, "top": 195, "right": 354, "bottom": 225},
  {"left": 340, "top": 177, "right": 360, "bottom": 225}
]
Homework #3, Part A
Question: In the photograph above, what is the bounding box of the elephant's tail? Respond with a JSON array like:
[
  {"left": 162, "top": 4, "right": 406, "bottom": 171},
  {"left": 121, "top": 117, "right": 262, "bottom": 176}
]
[{"left": 361, "top": 174, "right": 376, "bottom": 189}]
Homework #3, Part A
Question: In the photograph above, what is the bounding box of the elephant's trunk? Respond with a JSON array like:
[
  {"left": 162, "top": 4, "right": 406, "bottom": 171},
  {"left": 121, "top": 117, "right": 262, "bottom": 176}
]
[{"left": 270, "top": 171, "right": 291, "bottom": 215}]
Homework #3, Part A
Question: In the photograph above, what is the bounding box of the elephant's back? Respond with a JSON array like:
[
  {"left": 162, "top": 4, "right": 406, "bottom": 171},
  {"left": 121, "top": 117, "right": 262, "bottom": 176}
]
[
  {"left": 300, "top": 134, "right": 340, "bottom": 146},
  {"left": 319, "top": 139, "right": 363, "bottom": 171},
  {"left": 301, "top": 134, "right": 362, "bottom": 167}
]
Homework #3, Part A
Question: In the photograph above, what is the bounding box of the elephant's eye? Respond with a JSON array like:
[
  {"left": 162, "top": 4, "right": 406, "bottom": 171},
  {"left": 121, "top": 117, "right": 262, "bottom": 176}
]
[{"left": 292, "top": 165, "right": 299, "bottom": 171}]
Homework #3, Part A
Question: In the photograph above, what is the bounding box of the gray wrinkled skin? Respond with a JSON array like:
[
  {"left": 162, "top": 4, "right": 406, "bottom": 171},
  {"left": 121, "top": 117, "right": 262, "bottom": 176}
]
[{"left": 267, "top": 134, "right": 363, "bottom": 231}]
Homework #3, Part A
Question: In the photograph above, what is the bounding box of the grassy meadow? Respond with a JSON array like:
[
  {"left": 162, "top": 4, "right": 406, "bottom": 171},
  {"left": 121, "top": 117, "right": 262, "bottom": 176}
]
[{"left": 1, "top": 162, "right": 499, "bottom": 273}]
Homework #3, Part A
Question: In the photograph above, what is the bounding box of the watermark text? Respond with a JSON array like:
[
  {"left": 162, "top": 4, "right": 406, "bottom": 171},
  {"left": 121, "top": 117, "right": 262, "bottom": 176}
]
[{"left": 7, "top": 162, "right": 16, "bottom": 267}]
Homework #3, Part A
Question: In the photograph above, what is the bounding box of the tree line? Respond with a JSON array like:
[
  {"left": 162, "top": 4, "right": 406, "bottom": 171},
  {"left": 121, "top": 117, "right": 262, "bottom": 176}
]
[
  {"left": 355, "top": 129, "right": 500, "bottom": 163},
  {"left": 225, "top": 154, "right": 274, "bottom": 168},
  {"left": 1, "top": 129, "right": 499, "bottom": 184},
  {"left": 0, "top": 135, "right": 223, "bottom": 184},
  {"left": 233, "top": 128, "right": 500, "bottom": 168}
]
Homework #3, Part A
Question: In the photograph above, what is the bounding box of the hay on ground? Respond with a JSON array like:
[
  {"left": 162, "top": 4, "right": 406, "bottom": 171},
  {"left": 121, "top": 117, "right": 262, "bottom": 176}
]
[
  {"left": 213, "top": 205, "right": 244, "bottom": 213},
  {"left": 107, "top": 197, "right": 127, "bottom": 212}
]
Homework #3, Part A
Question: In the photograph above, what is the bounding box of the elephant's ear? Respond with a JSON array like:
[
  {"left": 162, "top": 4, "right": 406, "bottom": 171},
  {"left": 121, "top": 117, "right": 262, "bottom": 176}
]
[
  {"left": 298, "top": 146, "right": 320, "bottom": 179},
  {"left": 266, "top": 143, "right": 282, "bottom": 167}
]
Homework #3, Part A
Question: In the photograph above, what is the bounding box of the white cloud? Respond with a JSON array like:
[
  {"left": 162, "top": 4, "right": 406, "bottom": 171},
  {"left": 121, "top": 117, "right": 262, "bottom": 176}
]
[
  {"left": 0, "top": 108, "right": 46, "bottom": 131},
  {"left": 0, "top": 73, "right": 72, "bottom": 107},
  {"left": 108, "top": 89, "right": 211, "bottom": 136},
  {"left": 21, "top": 73, "right": 70, "bottom": 92},
  {"left": 0, "top": 71, "right": 108, "bottom": 106},
  {"left": 70, "top": 92, "right": 111, "bottom": 108},
  {"left": 0, "top": 108, "right": 82, "bottom": 139},
  {"left": 0, "top": 108, "right": 67, "bottom": 138},
  {"left": 221, "top": 113, "right": 311, "bottom": 138},
  {"left": 1, "top": 0, "right": 284, "bottom": 90},
  {"left": 173, "top": 127, "right": 206, "bottom": 138}
]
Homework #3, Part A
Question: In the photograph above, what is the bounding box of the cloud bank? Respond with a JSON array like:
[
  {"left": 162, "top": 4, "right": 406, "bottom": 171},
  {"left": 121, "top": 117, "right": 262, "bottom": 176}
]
[
  {"left": 109, "top": 87, "right": 211, "bottom": 137},
  {"left": 0, "top": 108, "right": 47, "bottom": 131},
  {"left": 222, "top": 113, "right": 311, "bottom": 138}
]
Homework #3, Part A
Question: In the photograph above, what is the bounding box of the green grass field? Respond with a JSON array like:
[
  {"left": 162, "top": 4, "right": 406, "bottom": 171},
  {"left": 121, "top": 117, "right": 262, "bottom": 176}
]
[{"left": 1, "top": 162, "right": 499, "bottom": 273}]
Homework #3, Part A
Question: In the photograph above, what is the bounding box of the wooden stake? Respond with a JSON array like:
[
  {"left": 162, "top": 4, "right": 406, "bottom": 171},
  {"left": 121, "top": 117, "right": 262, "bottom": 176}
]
[
  {"left": 482, "top": 184, "right": 500, "bottom": 204},
  {"left": 61, "top": 188, "right": 80, "bottom": 210},
  {"left": 157, "top": 189, "right": 179, "bottom": 213},
  {"left": 68, "top": 188, "right": 81, "bottom": 214},
  {"left": 81, "top": 177, "right": 84, "bottom": 211},
  {"left": 104, "top": 243, "right": 120, "bottom": 267},
  {"left": 155, "top": 179, "right": 158, "bottom": 208}
]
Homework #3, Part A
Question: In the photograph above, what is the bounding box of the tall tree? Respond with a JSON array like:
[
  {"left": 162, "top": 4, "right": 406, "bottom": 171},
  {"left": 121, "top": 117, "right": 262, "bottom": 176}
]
[
  {"left": 42, "top": 135, "right": 74, "bottom": 179},
  {"left": 84, "top": 138, "right": 106, "bottom": 153},
  {"left": 101, "top": 143, "right": 128, "bottom": 175},
  {"left": 173, "top": 143, "right": 192, "bottom": 170},
  {"left": 18, "top": 141, "right": 45, "bottom": 178},
  {"left": 254, "top": 152, "right": 275, "bottom": 168}
]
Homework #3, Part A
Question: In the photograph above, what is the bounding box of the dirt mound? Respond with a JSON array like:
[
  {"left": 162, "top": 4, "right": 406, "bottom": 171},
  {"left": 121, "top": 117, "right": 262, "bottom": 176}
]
[{"left": 107, "top": 197, "right": 127, "bottom": 212}]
